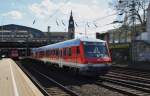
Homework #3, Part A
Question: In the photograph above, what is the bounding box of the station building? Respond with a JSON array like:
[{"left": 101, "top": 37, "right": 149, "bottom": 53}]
[
  {"left": 45, "top": 32, "right": 68, "bottom": 43},
  {"left": 0, "top": 24, "right": 47, "bottom": 43},
  {"left": 0, "top": 24, "right": 48, "bottom": 57},
  {"left": 0, "top": 24, "right": 69, "bottom": 57}
]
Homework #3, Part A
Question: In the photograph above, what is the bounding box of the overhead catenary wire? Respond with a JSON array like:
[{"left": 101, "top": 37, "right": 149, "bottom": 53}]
[
  {"left": 93, "top": 12, "right": 118, "bottom": 22},
  {"left": 74, "top": 21, "right": 115, "bottom": 36},
  {"left": 69, "top": 11, "right": 118, "bottom": 29},
  {"left": 15, "top": 0, "right": 117, "bottom": 28},
  {"left": 46, "top": 0, "right": 71, "bottom": 21},
  {"left": 14, "top": 0, "right": 72, "bottom": 26},
  {"left": 12, "top": 0, "right": 119, "bottom": 32},
  {"left": 41, "top": 0, "right": 118, "bottom": 29}
]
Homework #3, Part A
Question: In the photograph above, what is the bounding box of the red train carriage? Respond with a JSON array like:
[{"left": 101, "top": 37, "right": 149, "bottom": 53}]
[
  {"left": 31, "top": 38, "right": 112, "bottom": 76},
  {"left": 9, "top": 49, "right": 19, "bottom": 59}
]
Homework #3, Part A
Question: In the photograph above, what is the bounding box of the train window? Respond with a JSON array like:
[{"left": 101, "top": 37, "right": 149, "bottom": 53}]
[
  {"left": 63, "top": 48, "right": 66, "bottom": 56},
  {"left": 46, "top": 50, "right": 49, "bottom": 56},
  {"left": 58, "top": 50, "right": 59, "bottom": 56},
  {"left": 55, "top": 49, "right": 57, "bottom": 56},
  {"left": 51, "top": 50, "right": 53, "bottom": 55},
  {"left": 50, "top": 50, "right": 51, "bottom": 55},
  {"left": 56, "top": 49, "right": 59, "bottom": 56},
  {"left": 52, "top": 50, "right": 54, "bottom": 55},
  {"left": 83, "top": 42, "right": 109, "bottom": 58},
  {"left": 61, "top": 50, "right": 63, "bottom": 57},
  {"left": 54, "top": 50, "right": 56, "bottom": 55},
  {"left": 53, "top": 50, "right": 54, "bottom": 55},
  {"left": 68, "top": 48, "right": 72, "bottom": 56},
  {"left": 49, "top": 50, "right": 51, "bottom": 55},
  {"left": 76, "top": 47, "right": 80, "bottom": 55},
  {"left": 46, "top": 50, "right": 48, "bottom": 56}
]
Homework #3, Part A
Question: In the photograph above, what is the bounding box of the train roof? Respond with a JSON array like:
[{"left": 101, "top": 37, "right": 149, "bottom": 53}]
[{"left": 32, "top": 38, "right": 105, "bottom": 52}]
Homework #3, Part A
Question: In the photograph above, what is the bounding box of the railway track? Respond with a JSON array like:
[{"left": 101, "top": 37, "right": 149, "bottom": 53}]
[
  {"left": 95, "top": 81, "right": 141, "bottom": 96},
  {"left": 32, "top": 68, "right": 79, "bottom": 96},
  {"left": 17, "top": 61, "right": 79, "bottom": 96},
  {"left": 95, "top": 67, "right": 150, "bottom": 96},
  {"left": 18, "top": 59, "right": 150, "bottom": 96},
  {"left": 111, "top": 66, "right": 150, "bottom": 78},
  {"left": 19, "top": 59, "right": 128, "bottom": 96}
]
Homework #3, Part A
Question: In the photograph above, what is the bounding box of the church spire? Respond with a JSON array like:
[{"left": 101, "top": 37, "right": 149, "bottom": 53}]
[
  {"left": 71, "top": 10, "right": 72, "bottom": 16},
  {"left": 68, "top": 10, "right": 75, "bottom": 39}
]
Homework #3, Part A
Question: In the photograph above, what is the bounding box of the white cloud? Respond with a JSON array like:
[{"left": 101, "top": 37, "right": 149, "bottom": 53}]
[
  {"left": 92, "top": 0, "right": 99, "bottom": 5},
  {"left": 29, "top": 0, "right": 117, "bottom": 34},
  {"left": 29, "top": 0, "right": 58, "bottom": 18},
  {"left": 59, "top": 2, "right": 117, "bottom": 33},
  {"left": 29, "top": 0, "right": 114, "bottom": 20},
  {"left": 3, "top": 10, "right": 23, "bottom": 20},
  {"left": 62, "top": 2, "right": 116, "bottom": 21}
]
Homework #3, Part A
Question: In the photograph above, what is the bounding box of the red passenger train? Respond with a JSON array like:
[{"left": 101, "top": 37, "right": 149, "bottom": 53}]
[
  {"left": 31, "top": 38, "right": 112, "bottom": 76},
  {"left": 9, "top": 49, "right": 19, "bottom": 59}
]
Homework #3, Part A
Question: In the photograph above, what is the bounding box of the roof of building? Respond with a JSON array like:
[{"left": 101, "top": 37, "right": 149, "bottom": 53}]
[
  {"left": 45, "top": 32, "right": 68, "bottom": 36},
  {"left": 0, "top": 24, "right": 45, "bottom": 38}
]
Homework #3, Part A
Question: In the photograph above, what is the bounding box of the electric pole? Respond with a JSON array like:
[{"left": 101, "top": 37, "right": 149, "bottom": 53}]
[
  {"left": 130, "top": 0, "right": 136, "bottom": 64},
  {"left": 118, "top": 0, "right": 137, "bottom": 64}
]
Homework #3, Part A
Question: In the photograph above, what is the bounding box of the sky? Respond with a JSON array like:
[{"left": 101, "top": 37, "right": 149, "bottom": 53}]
[{"left": 0, "top": 0, "right": 118, "bottom": 38}]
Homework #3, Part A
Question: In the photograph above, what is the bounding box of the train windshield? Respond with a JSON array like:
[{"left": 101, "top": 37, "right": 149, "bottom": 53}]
[{"left": 83, "top": 42, "right": 109, "bottom": 58}]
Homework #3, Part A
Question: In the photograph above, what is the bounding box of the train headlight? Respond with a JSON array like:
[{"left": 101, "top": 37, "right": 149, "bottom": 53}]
[
  {"left": 106, "top": 63, "right": 112, "bottom": 66},
  {"left": 106, "top": 62, "right": 110, "bottom": 64}
]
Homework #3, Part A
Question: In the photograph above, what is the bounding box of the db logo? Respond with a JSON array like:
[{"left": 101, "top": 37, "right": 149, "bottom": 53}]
[{"left": 97, "top": 59, "right": 101, "bottom": 61}]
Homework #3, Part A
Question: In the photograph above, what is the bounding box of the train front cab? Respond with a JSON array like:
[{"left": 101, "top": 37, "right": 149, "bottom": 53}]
[{"left": 77, "top": 41, "right": 112, "bottom": 76}]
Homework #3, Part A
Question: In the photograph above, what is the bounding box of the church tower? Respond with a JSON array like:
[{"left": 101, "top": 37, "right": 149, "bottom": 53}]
[{"left": 68, "top": 11, "right": 75, "bottom": 39}]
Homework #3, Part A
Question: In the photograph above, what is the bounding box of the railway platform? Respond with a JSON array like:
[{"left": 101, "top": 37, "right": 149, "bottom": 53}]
[{"left": 0, "top": 58, "right": 44, "bottom": 96}]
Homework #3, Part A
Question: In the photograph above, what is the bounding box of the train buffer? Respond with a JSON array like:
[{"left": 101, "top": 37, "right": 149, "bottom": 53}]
[{"left": 0, "top": 58, "right": 44, "bottom": 96}]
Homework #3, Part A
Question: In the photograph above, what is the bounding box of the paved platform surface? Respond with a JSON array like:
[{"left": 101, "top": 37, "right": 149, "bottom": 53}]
[{"left": 0, "top": 58, "right": 44, "bottom": 96}]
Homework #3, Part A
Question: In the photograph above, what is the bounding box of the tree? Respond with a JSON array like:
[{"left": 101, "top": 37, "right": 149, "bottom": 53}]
[{"left": 109, "top": 0, "right": 149, "bottom": 31}]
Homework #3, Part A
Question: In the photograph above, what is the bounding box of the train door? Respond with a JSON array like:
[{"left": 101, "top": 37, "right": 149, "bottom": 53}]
[
  {"left": 68, "top": 47, "right": 72, "bottom": 62},
  {"left": 76, "top": 46, "right": 81, "bottom": 63},
  {"left": 71, "top": 46, "right": 81, "bottom": 63},
  {"left": 59, "top": 48, "right": 63, "bottom": 67},
  {"left": 72, "top": 47, "right": 77, "bottom": 63}
]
